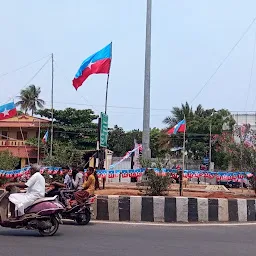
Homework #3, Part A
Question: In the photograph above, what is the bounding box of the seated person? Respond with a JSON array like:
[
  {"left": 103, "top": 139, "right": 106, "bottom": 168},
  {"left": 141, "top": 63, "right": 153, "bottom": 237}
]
[
  {"left": 72, "top": 167, "right": 84, "bottom": 190},
  {"left": 64, "top": 167, "right": 73, "bottom": 189},
  {"left": 5, "top": 164, "right": 45, "bottom": 218},
  {"left": 73, "top": 167, "right": 95, "bottom": 206}
]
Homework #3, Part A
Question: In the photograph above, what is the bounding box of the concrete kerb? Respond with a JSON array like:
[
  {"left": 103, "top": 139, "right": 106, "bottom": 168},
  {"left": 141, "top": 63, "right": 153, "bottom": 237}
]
[
  {"left": 0, "top": 190, "right": 255, "bottom": 223},
  {"left": 93, "top": 195, "right": 256, "bottom": 223}
]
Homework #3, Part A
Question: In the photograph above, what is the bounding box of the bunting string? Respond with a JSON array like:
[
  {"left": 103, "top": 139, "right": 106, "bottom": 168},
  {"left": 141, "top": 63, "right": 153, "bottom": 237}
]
[{"left": 0, "top": 166, "right": 253, "bottom": 182}]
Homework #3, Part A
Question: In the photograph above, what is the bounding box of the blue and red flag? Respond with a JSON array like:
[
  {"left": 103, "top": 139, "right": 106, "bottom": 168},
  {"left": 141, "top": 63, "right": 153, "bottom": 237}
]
[
  {"left": 42, "top": 131, "right": 49, "bottom": 144},
  {"left": 72, "top": 43, "right": 112, "bottom": 90},
  {"left": 167, "top": 119, "right": 186, "bottom": 135},
  {"left": 0, "top": 102, "right": 17, "bottom": 120}
]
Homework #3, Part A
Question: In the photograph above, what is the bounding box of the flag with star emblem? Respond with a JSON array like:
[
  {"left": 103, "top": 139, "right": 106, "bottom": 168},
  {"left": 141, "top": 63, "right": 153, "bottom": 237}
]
[
  {"left": 72, "top": 43, "right": 112, "bottom": 90},
  {"left": 0, "top": 102, "right": 17, "bottom": 120},
  {"left": 167, "top": 119, "right": 186, "bottom": 135}
]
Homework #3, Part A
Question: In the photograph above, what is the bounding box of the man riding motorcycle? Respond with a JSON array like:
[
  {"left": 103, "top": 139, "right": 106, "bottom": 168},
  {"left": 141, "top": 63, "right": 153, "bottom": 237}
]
[{"left": 4, "top": 164, "right": 45, "bottom": 219}]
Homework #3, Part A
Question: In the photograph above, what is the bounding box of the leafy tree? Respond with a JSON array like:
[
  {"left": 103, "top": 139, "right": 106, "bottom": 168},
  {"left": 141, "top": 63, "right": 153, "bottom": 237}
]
[
  {"left": 107, "top": 126, "right": 141, "bottom": 156},
  {"left": 163, "top": 103, "right": 235, "bottom": 167},
  {"left": 163, "top": 102, "right": 194, "bottom": 126},
  {"left": 0, "top": 151, "right": 19, "bottom": 170},
  {"left": 16, "top": 84, "right": 45, "bottom": 115},
  {"left": 137, "top": 158, "right": 172, "bottom": 196},
  {"left": 107, "top": 126, "right": 163, "bottom": 158},
  {"left": 36, "top": 108, "right": 98, "bottom": 150},
  {"left": 43, "top": 141, "right": 85, "bottom": 167}
]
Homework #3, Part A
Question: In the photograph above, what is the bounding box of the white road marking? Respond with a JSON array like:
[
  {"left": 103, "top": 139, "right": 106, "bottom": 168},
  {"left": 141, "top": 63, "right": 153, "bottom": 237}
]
[{"left": 91, "top": 220, "right": 256, "bottom": 227}]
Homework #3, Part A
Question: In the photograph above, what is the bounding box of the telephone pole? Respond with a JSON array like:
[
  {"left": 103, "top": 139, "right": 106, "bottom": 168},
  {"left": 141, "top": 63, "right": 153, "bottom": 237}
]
[{"left": 142, "top": 0, "right": 152, "bottom": 159}]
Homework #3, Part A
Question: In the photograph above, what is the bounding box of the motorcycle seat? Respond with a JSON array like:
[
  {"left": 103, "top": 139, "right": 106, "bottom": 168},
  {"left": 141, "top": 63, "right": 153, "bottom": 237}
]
[{"left": 32, "top": 195, "right": 58, "bottom": 205}]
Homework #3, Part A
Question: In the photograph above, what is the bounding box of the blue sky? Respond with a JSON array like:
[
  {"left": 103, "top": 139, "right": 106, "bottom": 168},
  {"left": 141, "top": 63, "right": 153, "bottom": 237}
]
[{"left": 1, "top": 1, "right": 256, "bottom": 130}]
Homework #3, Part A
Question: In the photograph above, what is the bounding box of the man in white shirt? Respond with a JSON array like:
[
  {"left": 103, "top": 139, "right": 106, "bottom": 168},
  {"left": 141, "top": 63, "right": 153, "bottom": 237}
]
[{"left": 5, "top": 164, "right": 45, "bottom": 218}]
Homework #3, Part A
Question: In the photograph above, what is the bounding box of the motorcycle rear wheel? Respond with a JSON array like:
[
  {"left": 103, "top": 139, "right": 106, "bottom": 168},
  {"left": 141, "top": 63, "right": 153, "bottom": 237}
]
[
  {"left": 75, "top": 210, "right": 91, "bottom": 225},
  {"left": 38, "top": 216, "right": 59, "bottom": 236}
]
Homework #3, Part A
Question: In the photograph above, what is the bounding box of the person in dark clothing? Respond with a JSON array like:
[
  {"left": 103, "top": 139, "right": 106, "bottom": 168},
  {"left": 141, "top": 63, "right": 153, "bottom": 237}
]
[{"left": 94, "top": 170, "right": 100, "bottom": 190}]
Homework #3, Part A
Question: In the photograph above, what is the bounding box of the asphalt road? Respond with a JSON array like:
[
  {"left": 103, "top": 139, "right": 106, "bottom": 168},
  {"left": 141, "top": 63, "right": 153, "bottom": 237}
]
[{"left": 0, "top": 222, "right": 255, "bottom": 256}]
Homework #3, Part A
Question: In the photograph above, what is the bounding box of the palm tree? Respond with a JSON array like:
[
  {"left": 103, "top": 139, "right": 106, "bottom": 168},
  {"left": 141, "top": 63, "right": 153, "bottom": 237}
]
[
  {"left": 16, "top": 85, "right": 45, "bottom": 116},
  {"left": 163, "top": 102, "right": 194, "bottom": 126}
]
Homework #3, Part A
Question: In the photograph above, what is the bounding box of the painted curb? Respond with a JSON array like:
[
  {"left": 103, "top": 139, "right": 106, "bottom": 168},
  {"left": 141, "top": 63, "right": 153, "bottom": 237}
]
[{"left": 93, "top": 196, "right": 256, "bottom": 223}]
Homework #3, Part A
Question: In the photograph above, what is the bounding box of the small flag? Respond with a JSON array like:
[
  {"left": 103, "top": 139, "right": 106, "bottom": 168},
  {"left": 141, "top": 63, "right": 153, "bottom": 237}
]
[
  {"left": 167, "top": 119, "right": 186, "bottom": 135},
  {"left": 42, "top": 131, "right": 49, "bottom": 144},
  {"left": 72, "top": 43, "right": 112, "bottom": 90},
  {"left": 0, "top": 102, "right": 17, "bottom": 120}
]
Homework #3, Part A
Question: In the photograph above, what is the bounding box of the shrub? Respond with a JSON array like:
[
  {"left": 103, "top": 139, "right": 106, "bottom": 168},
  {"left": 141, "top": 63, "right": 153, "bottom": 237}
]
[{"left": 142, "top": 169, "right": 172, "bottom": 196}]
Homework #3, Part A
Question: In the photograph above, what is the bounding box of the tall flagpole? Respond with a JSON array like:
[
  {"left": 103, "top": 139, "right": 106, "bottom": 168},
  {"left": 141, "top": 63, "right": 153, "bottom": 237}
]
[
  {"left": 50, "top": 53, "right": 54, "bottom": 158},
  {"left": 98, "top": 42, "right": 112, "bottom": 171},
  {"left": 142, "top": 0, "right": 152, "bottom": 160},
  {"left": 180, "top": 117, "right": 186, "bottom": 196}
]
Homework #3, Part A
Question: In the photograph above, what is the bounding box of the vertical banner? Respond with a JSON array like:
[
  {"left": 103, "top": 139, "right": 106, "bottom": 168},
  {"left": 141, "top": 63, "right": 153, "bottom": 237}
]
[{"left": 100, "top": 112, "right": 108, "bottom": 147}]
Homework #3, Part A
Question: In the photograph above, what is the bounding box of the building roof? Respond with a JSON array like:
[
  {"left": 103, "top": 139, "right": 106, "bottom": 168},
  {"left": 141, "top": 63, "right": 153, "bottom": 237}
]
[{"left": 0, "top": 114, "right": 50, "bottom": 128}]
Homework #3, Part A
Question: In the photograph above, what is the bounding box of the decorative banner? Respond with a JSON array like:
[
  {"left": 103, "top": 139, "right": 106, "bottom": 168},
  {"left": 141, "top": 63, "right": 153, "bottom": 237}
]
[
  {"left": 0, "top": 166, "right": 254, "bottom": 181},
  {"left": 109, "top": 145, "right": 142, "bottom": 169}
]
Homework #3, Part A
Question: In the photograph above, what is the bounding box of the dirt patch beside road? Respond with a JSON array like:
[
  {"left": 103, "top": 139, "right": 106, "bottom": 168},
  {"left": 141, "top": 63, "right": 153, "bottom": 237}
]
[{"left": 96, "top": 188, "right": 256, "bottom": 199}]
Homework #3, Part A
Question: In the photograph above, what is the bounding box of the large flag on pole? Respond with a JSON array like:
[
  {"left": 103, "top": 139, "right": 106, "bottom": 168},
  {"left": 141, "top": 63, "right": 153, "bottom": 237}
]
[
  {"left": 0, "top": 102, "right": 17, "bottom": 120},
  {"left": 72, "top": 43, "right": 112, "bottom": 90},
  {"left": 167, "top": 119, "right": 186, "bottom": 135}
]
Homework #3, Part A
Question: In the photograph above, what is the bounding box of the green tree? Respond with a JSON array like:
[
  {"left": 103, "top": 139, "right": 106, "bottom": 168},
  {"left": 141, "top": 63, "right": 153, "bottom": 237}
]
[
  {"left": 137, "top": 158, "right": 172, "bottom": 196},
  {"left": 163, "top": 103, "right": 235, "bottom": 166},
  {"left": 0, "top": 151, "right": 19, "bottom": 170},
  {"left": 36, "top": 108, "right": 98, "bottom": 150},
  {"left": 16, "top": 84, "right": 45, "bottom": 115},
  {"left": 163, "top": 102, "right": 194, "bottom": 126},
  {"left": 43, "top": 141, "right": 85, "bottom": 167},
  {"left": 107, "top": 126, "right": 163, "bottom": 158},
  {"left": 107, "top": 126, "right": 142, "bottom": 156}
]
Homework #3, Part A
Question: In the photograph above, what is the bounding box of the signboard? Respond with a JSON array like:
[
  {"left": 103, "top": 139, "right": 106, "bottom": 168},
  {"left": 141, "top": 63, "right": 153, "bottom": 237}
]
[
  {"left": 203, "top": 157, "right": 209, "bottom": 165},
  {"left": 100, "top": 112, "right": 108, "bottom": 147}
]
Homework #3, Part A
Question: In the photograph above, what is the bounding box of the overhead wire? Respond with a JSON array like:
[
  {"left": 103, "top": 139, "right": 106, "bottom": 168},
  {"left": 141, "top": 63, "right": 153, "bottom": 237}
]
[
  {"left": 0, "top": 54, "right": 51, "bottom": 80},
  {"left": 20, "top": 57, "right": 51, "bottom": 91},
  {"left": 1, "top": 56, "right": 51, "bottom": 105},
  {"left": 190, "top": 16, "right": 256, "bottom": 104}
]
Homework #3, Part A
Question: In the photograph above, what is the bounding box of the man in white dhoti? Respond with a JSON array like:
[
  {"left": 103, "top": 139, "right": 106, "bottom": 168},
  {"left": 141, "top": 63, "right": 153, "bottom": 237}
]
[{"left": 5, "top": 164, "right": 45, "bottom": 218}]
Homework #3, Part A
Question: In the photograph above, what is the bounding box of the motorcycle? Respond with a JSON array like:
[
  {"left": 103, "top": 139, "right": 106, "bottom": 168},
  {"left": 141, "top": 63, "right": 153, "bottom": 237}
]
[
  {"left": 45, "top": 183, "right": 96, "bottom": 225},
  {"left": 0, "top": 186, "right": 64, "bottom": 236}
]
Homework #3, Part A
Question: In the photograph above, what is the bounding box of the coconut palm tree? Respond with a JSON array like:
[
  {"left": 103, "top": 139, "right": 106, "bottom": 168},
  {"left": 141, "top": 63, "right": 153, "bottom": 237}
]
[
  {"left": 163, "top": 102, "right": 194, "bottom": 126},
  {"left": 16, "top": 85, "right": 45, "bottom": 116}
]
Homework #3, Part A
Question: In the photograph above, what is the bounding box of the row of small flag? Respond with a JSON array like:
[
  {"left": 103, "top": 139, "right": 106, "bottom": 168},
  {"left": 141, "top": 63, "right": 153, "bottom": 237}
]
[{"left": 0, "top": 166, "right": 253, "bottom": 180}]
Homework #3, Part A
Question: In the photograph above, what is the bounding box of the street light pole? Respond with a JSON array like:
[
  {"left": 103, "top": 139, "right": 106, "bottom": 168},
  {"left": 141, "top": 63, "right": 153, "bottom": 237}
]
[{"left": 142, "top": 0, "right": 152, "bottom": 159}]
